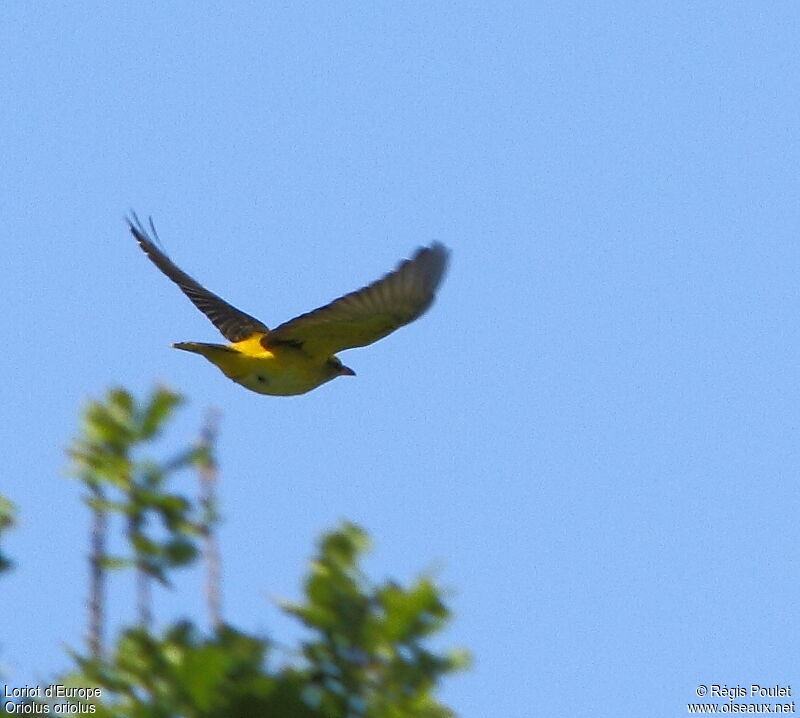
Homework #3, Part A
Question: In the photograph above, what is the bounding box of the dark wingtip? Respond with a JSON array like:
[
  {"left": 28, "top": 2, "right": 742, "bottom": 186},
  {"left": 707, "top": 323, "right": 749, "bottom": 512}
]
[
  {"left": 415, "top": 241, "right": 450, "bottom": 292},
  {"left": 126, "top": 210, "right": 144, "bottom": 241},
  {"left": 126, "top": 211, "right": 165, "bottom": 251},
  {"left": 430, "top": 240, "right": 450, "bottom": 270}
]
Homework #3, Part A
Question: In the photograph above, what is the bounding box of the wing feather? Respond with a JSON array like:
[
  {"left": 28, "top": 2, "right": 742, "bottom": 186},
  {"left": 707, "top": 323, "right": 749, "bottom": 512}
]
[
  {"left": 128, "top": 214, "right": 269, "bottom": 343},
  {"left": 264, "top": 242, "right": 449, "bottom": 357}
]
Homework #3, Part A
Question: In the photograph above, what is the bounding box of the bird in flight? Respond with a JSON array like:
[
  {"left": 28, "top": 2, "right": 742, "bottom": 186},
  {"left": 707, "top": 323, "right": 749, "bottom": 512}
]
[{"left": 128, "top": 215, "right": 449, "bottom": 396}]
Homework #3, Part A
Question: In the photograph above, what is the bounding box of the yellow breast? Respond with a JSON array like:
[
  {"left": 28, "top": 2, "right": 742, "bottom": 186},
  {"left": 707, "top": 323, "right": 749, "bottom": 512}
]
[{"left": 221, "top": 338, "right": 331, "bottom": 396}]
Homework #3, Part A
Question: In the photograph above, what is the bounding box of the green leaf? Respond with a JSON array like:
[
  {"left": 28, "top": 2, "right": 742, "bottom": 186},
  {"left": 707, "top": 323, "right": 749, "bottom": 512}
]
[
  {"left": 99, "top": 556, "right": 134, "bottom": 571},
  {"left": 139, "top": 387, "right": 183, "bottom": 440},
  {"left": 162, "top": 537, "right": 198, "bottom": 567}
]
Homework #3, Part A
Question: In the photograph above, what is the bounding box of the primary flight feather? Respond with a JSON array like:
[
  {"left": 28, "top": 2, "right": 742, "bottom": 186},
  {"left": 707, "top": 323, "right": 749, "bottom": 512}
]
[{"left": 128, "top": 215, "right": 449, "bottom": 396}]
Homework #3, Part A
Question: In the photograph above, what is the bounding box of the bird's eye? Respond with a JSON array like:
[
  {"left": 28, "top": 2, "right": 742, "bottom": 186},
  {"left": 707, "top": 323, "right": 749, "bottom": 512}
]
[{"left": 256, "top": 375, "right": 267, "bottom": 383}]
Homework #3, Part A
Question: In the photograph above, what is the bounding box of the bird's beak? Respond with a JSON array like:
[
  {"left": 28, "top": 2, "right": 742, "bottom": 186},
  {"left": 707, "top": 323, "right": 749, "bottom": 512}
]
[{"left": 339, "top": 365, "right": 356, "bottom": 376}]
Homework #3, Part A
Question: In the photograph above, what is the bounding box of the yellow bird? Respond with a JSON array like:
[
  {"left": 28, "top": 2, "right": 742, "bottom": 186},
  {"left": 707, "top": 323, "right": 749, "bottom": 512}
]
[{"left": 128, "top": 215, "right": 449, "bottom": 396}]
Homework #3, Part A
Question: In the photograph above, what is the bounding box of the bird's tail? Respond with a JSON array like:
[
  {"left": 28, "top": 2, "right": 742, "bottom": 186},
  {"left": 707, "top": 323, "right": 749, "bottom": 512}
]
[
  {"left": 172, "top": 342, "right": 245, "bottom": 380},
  {"left": 172, "top": 341, "right": 237, "bottom": 357}
]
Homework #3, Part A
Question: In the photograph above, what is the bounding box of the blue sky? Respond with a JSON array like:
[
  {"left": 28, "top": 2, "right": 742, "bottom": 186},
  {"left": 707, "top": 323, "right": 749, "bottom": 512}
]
[{"left": 2, "top": 3, "right": 799, "bottom": 716}]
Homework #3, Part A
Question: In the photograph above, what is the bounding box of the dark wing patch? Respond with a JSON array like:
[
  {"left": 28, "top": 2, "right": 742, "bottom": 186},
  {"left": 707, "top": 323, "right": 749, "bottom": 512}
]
[
  {"left": 264, "top": 242, "right": 449, "bottom": 358},
  {"left": 128, "top": 214, "right": 269, "bottom": 343}
]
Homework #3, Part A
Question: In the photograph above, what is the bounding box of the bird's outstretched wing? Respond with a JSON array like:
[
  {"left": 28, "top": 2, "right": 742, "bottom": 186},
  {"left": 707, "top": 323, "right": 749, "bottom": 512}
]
[
  {"left": 128, "top": 214, "right": 270, "bottom": 343},
  {"left": 264, "top": 243, "right": 449, "bottom": 358}
]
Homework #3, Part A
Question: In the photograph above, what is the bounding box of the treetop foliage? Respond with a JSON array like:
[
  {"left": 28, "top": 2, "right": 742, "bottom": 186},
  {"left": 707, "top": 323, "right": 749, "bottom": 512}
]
[{"left": 3, "top": 386, "right": 467, "bottom": 717}]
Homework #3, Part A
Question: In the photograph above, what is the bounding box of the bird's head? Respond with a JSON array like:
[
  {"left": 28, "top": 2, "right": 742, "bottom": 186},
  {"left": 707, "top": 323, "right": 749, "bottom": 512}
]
[{"left": 325, "top": 357, "right": 356, "bottom": 380}]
